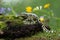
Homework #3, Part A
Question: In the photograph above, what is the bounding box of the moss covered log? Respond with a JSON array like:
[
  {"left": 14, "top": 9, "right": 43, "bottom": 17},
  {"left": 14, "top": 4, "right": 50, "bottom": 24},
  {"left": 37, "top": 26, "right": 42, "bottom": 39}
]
[{"left": 0, "top": 14, "right": 44, "bottom": 40}]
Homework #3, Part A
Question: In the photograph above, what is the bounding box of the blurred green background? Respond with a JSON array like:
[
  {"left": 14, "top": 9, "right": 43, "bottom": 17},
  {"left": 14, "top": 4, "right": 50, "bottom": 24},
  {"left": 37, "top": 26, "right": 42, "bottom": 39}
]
[
  {"left": 0, "top": 0, "right": 60, "bottom": 17},
  {"left": 19, "top": 0, "right": 60, "bottom": 17}
]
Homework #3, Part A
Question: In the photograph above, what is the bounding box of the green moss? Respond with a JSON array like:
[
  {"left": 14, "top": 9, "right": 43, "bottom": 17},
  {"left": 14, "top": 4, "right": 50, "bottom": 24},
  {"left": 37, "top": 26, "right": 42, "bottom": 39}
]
[{"left": 0, "top": 21, "right": 7, "bottom": 30}]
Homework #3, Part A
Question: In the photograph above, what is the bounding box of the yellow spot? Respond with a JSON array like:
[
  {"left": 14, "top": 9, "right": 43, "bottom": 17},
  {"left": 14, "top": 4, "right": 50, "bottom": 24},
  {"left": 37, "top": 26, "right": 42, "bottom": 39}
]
[
  {"left": 44, "top": 3, "right": 50, "bottom": 8},
  {"left": 26, "top": 6, "right": 32, "bottom": 13},
  {"left": 39, "top": 17, "right": 44, "bottom": 23}
]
